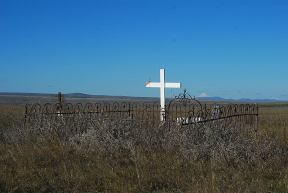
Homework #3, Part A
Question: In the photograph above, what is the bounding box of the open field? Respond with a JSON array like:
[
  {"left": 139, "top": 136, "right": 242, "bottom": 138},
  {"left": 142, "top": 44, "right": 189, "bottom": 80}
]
[
  {"left": 2, "top": 0, "right": 288, "bottom": 192},
  {"left": 0, "top": 102, "right": 288, "bottom": 193},
  {"left": 259, "top": 106, "right": 288, "bottom": 141}
]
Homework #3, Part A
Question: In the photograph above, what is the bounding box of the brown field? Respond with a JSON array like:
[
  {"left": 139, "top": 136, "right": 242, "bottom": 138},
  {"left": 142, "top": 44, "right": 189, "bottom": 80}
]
[
  {"left": 259, "top": 106, "right": 288, "bottom": 140},
  {"left": 0, "top": 103, "right": 287, "bottom": 193}
]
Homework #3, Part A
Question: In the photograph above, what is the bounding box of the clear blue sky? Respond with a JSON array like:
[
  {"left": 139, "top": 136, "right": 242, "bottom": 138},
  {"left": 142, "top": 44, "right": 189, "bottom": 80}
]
[{"left": 0, "top": 0, "right": 287, "bottom": 99}]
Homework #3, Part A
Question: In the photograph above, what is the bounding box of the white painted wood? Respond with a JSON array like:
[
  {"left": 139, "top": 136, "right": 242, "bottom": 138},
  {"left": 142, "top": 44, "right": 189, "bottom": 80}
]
[
  {"left": 145, "top": 68, "right": 181, "bottom": 121},
  {"left": 165, "top": 83, "right": 181, "bottom": 88},
  {"left": 176, "top": 117, "right": 202, "bottom": 125},
  {"left": 145, "top": 82, "right": 161, "bottom": 87},
  {"left": 160, "top": 69, "right": 165, "bottom": 120}
]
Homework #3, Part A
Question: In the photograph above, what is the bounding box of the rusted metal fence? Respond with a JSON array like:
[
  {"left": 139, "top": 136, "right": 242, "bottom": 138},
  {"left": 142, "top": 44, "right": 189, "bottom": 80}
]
[{"left": 24, "top": 92, "right": 258, "bottom": 137}]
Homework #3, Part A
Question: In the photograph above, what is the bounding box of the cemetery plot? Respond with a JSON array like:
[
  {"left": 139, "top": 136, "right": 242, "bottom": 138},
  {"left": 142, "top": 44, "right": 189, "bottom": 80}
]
[{"left": 24, "top": 91, "right": 259, "bottom": 137}]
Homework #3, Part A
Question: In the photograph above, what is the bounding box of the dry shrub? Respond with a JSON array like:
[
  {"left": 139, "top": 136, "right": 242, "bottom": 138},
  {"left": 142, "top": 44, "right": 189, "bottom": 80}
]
[{"left": 0, "top": 107, "right": 288, "bottom": 193}]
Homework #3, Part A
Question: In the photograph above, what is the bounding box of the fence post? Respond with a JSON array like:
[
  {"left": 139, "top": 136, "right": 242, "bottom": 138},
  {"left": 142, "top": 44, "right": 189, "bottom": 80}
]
[
  {"left": 24, "top": 104, "right": 28, "bottom": 128},
  {"left": 58, "top": 92, "right": 64, "bottom": 107},
  {"left": 256, "top": 104, "right": 259, "bottom": 132}
]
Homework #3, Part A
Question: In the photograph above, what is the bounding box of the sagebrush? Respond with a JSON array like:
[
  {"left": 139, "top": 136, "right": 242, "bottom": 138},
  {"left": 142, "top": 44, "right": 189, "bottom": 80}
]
[{"left": 0, "top": 104, "right": 287, "bottom": 193}]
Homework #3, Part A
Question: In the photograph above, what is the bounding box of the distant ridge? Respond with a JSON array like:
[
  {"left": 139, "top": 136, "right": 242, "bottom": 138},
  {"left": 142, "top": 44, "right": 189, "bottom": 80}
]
[
  {"left": 196, "top": 96, "right": 284, "bottom": 103},
  {"left": 0, "top": 92, "right": 159, "bottom": 105},
  {"left": 0, "top": 92, "right": 56, "bottom": 97},
  {"left": 0, "top": 92, "right": 287, "bottom": 104},
  {"left": 0, "top": 92, "right": 156, "bottom": 100},
  {"left": 237, "top": 98, "right": 282, "bottom": 103}
]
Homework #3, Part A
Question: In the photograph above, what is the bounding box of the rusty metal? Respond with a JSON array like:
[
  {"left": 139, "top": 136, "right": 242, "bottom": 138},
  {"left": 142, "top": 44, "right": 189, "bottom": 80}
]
[
  {"left": 24, "top": 91, "right": 258, "bottom": 136},
  {"left": 166, "top": 90, "right": 258, "bottom": 130}
]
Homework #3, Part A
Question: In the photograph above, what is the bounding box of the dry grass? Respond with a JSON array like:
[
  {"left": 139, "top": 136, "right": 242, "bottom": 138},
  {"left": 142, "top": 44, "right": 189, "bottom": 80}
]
[
  {"left": 0, "top": 104, "right": 287, "bottom": 193},
  {"left": 0, "top": 105, "right": 24, "bottom": 129},
  {"left": 259, "top": 106, "right": 288, "bottom": 141}
]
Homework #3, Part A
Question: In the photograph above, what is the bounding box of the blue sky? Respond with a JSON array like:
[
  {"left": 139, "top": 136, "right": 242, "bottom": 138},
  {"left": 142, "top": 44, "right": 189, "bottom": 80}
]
[{"left": 0, "top": 0, "right": 287, "bottom": 99}]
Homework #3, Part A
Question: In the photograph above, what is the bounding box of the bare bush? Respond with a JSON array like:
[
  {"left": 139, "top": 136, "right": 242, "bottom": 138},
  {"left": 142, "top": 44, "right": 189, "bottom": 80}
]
[{"left": 1, "top": 110, "right": 288, "bottom": 193}]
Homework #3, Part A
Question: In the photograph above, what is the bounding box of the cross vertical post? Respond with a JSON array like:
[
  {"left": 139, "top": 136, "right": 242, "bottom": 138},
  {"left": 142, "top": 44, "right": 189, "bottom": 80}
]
[
  {"left": 145, "top": 68, "right": 181, "bottom": 121},
  {"left": 160, "top": 69, "right": 165, "bottom": 120},
  {"left": 57, "top": 92, "right": 64, "bottom": 117}
]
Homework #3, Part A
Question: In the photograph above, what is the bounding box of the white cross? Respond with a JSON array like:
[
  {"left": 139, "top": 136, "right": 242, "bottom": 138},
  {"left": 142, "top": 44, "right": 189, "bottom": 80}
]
[{"left": 145, "top": 68, "right": 181, "bottom": 121}]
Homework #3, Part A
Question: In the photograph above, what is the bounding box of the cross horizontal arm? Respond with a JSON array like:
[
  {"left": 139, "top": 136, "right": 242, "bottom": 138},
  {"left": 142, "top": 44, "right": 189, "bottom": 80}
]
[
  {"left": 145, "top": 82, "right": 181, "bottom": 88},
  {"left": 165, "top": 82, "right": 181, "bottom": 88},
  {"left": 145, "top": 82, "right": 161, "bottom": 88}
]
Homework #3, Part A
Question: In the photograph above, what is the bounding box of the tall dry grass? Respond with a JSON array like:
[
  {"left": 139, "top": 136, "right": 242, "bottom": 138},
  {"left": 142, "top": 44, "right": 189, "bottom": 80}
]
[
  {"left": 0, "top": 104, "right": 287, "bottom": 193},
  {"left": 259, "top": 106, "right": 288, "bottom": 141}
]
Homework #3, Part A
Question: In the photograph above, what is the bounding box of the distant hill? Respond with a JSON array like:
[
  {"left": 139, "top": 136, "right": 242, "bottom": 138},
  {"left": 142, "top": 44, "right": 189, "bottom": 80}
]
[
  {"left": 0, "top": 92, "right": 287, "bottom": 105},
  {"left": 197, "top": 96, "right": 284, "bottom": 103},
  {"left": 0, "top": 92, "right": 158, "bottom": 105},
  {"left": 237, "top": 98, "right": 282, "bottom": 103}
]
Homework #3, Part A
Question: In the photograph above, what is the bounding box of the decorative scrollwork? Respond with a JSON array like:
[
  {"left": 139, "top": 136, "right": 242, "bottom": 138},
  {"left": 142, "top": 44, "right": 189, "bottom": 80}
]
[{"left": 24, "top": 90, "right": 259, "bottom": 136}]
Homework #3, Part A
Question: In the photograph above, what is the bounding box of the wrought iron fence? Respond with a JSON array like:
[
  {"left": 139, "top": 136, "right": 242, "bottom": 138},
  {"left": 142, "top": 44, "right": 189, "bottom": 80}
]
[{"left": 24, "top": 92, "right": 259, "bottom": 137}]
